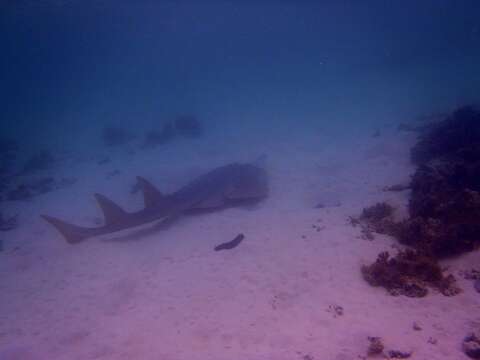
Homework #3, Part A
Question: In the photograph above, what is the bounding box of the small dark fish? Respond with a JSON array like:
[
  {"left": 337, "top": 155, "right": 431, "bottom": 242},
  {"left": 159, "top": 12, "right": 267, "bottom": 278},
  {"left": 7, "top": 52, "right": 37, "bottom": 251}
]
[{"left": 214, "top": 233, "right": 244, "bottom": 251}]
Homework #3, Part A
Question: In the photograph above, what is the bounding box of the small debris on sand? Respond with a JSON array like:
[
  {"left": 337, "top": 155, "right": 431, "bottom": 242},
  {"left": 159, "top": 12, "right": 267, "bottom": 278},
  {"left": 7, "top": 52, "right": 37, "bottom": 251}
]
[
  {"left": 327, "top": 304, "right": 344, "bottom": 318},
  {"left": 367, "top": 336, "right": 384, "bottom": 356},
  {"left": 387, "top": 349, "right": 412, "bottom": 358},
  {"left": 412, "top": 322, "right": 422, "bottom": 331}
]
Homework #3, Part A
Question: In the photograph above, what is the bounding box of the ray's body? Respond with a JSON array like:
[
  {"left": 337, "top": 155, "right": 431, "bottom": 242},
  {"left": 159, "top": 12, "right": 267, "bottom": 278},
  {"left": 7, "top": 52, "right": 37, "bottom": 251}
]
[{"left": 42, "top": 163, "right": 268, "bottom": 244}]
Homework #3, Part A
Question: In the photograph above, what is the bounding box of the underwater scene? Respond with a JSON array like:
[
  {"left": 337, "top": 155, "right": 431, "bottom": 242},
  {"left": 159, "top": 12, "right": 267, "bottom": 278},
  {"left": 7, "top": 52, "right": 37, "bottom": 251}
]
[{"left": 1, "top": 1, "right": 480, "bottom": 359}]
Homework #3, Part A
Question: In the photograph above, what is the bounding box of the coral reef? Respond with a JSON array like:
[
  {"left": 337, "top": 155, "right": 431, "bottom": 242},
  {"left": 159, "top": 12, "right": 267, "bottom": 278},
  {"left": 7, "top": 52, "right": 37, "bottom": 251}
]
[
  {"left": 383, "top": 183, "right": 410, "bottom": 192},
  {"left": 398, "top": 162, "right": 480, "bottom": 256},
  {"left": 361, "top": 106, "right": 480, "bottom": 260},
  {"left": 102, "top": 126, "right": 134, "bottom": 147},
  {"left": 357, "top": 107, "right": 480, "bottom": 296},
  {"left": 460, "top": 269, "right": 480, "bottom": 293},
  {"left": 352, "top": 202, "right": 401, "bottom": 240},
  {"left": 399, "top": 106, "right": 480, "bottom": 257},
  {"left": 461, "top": 268, "right": 480, "bottom": 280},
  {"left": 361, "top": 202, "right": 394, "bottom": 223},
  {"left": 361, "top": 250, "right": 460, "bottom": 297},
  {"left": 410, "top": 106, "right": 480, "bottom": 166}
]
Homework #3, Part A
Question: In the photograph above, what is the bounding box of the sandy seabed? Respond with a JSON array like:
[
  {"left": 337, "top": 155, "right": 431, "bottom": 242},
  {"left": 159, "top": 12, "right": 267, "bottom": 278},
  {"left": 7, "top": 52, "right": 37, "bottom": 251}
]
[{"left": 1, "top": 127, "right": 479, "bottom": 360}]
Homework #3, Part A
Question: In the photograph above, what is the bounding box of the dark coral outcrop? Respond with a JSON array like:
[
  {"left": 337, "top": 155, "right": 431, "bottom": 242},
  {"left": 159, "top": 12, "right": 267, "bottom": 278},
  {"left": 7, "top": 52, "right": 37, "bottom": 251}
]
[
  {"left": 361, "top": 250, "right": 460, "bottom": 297},
  {"left": 352, "top": 202, "right": 402, "bottom": 240},
  {"left": 400, "top": 106, "right": 480, "bottom": 257},
  {"left": 410, "top": 106, "right": 480, "bottom": 166},
  {"left": 360, "top": 106, "right": 480, "bottom": 296}
]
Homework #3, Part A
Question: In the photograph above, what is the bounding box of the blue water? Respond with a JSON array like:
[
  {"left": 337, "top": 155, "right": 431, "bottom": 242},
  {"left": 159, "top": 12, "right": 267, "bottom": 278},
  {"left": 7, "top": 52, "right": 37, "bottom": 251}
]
[
  {"left": 1, "top": 2, "right": 480, "bottom": 359},
  {"left": 2, "top": 1, "right": 479, "bottom": 152}
]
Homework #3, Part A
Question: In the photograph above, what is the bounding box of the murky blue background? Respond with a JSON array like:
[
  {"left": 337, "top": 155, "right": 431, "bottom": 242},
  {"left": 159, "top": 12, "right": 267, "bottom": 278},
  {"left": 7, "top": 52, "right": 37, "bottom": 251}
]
[{"left": 2, "top": 1, "right": 479, "bottom": 151}]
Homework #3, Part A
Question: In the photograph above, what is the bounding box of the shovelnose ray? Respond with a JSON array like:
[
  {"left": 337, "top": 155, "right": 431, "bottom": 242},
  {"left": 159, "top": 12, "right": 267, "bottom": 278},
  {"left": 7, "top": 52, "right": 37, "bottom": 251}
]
[{"left": 41, "top": 163, "right": 268, "bottom": 244}]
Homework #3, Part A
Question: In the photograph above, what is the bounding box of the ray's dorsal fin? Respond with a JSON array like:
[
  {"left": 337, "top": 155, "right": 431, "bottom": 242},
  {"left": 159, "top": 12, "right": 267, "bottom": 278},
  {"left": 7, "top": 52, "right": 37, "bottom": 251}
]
[
  {"left": 94, "top": 193, "right": 128, "bottom": 225},
  {"left": 136, "top": 176, "right": 164, "bottom": 208}
]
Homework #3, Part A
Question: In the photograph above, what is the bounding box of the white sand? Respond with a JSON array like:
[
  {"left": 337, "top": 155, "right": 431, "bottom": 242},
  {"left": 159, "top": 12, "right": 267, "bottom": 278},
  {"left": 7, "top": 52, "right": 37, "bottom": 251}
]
[{"left": 1, "top": 126, "right": 479, "bottom": 360}]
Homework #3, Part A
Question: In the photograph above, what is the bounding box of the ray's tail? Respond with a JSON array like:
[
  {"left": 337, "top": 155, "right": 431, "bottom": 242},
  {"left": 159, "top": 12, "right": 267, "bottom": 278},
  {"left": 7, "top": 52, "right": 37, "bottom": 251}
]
[
  {"left": 41, "top": 176, "right": 166, "bottom": 244},
  {"left": 40, "top": 215, "right": 93, "bottom": 244}
]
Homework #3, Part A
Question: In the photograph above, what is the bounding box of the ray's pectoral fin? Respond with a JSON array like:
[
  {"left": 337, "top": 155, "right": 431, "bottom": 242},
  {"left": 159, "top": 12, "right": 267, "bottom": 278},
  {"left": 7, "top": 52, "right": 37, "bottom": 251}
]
[{"left": 41, "top": 215, "right": 91, "bottom": 244}]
